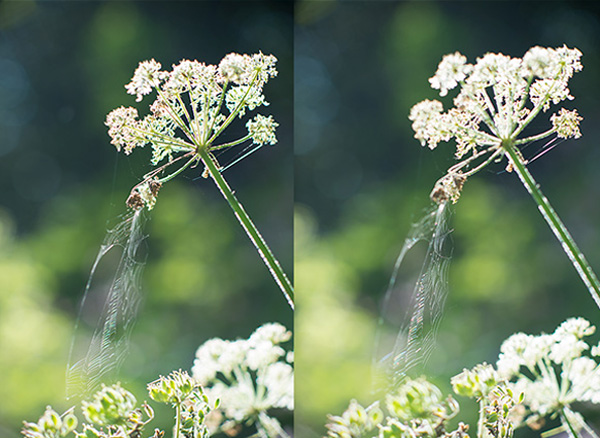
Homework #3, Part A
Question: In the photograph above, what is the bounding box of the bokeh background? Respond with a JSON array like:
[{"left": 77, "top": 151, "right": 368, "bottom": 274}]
[
  {"left": 0, "top": 1, "right": 292, "bottom": 436},
  {"left": 295, "top": 1, "right": 600, "bottom": 437}
]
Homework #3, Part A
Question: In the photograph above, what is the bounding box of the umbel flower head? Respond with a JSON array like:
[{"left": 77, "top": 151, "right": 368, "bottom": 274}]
[
  {"left": 453, "top": 317, "right": 600, "bottom": 436},
  {"left": 409, "top": 45, "right": 583, "bottom": 203},
  {"left": 497, "top": 317, "right": 600, "bottom": 421},
  {"left": 191, "top": 323, "right": 293, "bottom": 437},
  {"left": 105, "top": 52, "right": 279, "bottom": 210}
]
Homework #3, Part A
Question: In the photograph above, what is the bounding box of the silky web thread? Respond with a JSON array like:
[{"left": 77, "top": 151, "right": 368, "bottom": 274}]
[
  {"left": 66, "top": 209, "right": 147, "bottom": 399},
  {"left": 374, "top": 201, "right": 452, "bottom": 388}
]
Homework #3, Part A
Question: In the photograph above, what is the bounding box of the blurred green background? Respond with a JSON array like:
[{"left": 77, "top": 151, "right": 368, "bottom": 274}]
[
  {"left": 0, "top": 1, "right": 292, "bottom": 436},
  {"left": 4, "top": 1, "right": 600, "bottom": 438},
  {"left": 295, "top": 1, "right": 600, "bottom": 438}
]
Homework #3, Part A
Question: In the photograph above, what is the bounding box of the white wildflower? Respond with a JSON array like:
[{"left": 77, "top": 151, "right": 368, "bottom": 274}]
[
  {"left": 249, "top": 322, "right": 292, "bottom": 344},
  {"left": 549, "top": 335, "right": 588, "bottom": 364},
  {"left": 513, "top": 376, "right": 559, "bottom": 417},
  {"left": 410, "top": 46, "right": 583, "bottom": 203},
  {"left": 246, "top": 114, "right": 279, "bottom": 146},
  {"left": 258, "top": 362, "right": 294, "bottom": 410},
  {"left": 105, "top": 106, "right": 144, "bottom": 154},
  {"left": 496, "top": 332, "right": 553, "bottom": 377},
  {"left": 551, "top": 108, "right": 583, "bottom": 139},
  {"left": 163, "top": 59, "right": 204, "bottom": 94},
  {"left": 125, "top": 59, "right": 167, "bottom": 102},
  {"left": 529, "top": 78, "right": 573, "bottom": 111},
  {"left": 246, "top": 340, "right": 285, "bottom": 370},
  {"left": 226, "top": 85, "right": 268, "bottom": 118},
  {"left": 408, "top": 99, "right": 451, "bottom": 149},
  {"left": 192, "top": 338, "right": 229, "bottom": 385},
  {"left": 493, "top": 318, "right": 600, "bottom": 428},
  {"left": 250, "top": 52, "right": 278, "bottom": 86},
  {"left": 107, "top": 52, "right": 279, "bottom": 210},
  {"left": 564, "top": 357, "right": 600, "bottom": 401},
  {"left": 190, "top": 323, "right": 292, "bottom": 436},
  {"left": 219, "top": 53, "right": 251, "bottom": 85},
  {"left": 429, "top": 52, "right": 471, "bottom": 97}
]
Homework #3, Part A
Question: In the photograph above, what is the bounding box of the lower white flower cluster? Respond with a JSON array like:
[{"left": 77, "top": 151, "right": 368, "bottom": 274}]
[
  {"left": 326, "top": 317, "right": 600, "bottom": 438},
  {"left": 453, "top": 317, "right": 600, "bottom": 437},
  {"left": 192, "top": 322, "right": 293, "bottom": 438},
  {"left": 496, "top": 317, "right": 600, "bottom": 421},
  {"left": 21, "top": 323, "right": 293, "bottom": 438}
]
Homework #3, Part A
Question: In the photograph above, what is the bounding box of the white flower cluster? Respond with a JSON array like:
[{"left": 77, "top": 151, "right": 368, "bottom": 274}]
[
  {"left": 247, "top": 114, "right": 279, "bottom": 146},
  {"left": 191, "top": 322, "right": 293, "bottom": 437},
  {"left": 495, "top": 317, "right": 600, "bottom": 420},
  {"left": 453, "top": 317, "right": 600, "bottom": 436},
  {"left": 412, "top": 45, "right": 582, "bottom": 153},
  {"left": 105, "top": 53, "right": 279, "bottom": 209},
  {"left": 410, "top": 46, "right": 583, "bottom": 203}
]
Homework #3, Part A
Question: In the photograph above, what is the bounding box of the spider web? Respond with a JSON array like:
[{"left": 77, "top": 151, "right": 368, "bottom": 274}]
[
  {"left": 374, "top": 201, "right": 453, "bottom": 389},
  {"left": 66, "top": 209, "right": 147, "bottom": 399}
]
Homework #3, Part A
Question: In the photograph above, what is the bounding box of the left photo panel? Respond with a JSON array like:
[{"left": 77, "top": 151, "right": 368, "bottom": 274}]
[{"left": 0, "top": 2, "right": 293, "bottom": 437}]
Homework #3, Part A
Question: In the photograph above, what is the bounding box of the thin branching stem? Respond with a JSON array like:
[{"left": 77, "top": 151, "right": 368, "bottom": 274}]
[{"left": 502, "top": 139, "right": 600, "bottom": 310}]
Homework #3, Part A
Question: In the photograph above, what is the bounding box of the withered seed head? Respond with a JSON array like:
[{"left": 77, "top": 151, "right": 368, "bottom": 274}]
[{"left": 126, "top": 191, "right": 145, "bottom": 210}]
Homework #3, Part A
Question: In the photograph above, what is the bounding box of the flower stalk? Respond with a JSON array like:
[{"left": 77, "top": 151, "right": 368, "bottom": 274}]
[
  {"left": 197, "top": 146, "right": 294, "bottom": 308},
  {"left": 409, "top": 45, "right": 599, "bottom": 309},
  {"left": 105, "top": 53, "right": 294, "bottom": 308},
  {"left": 560, "top": 408, "right": 582, "bottom": 438},
  {"left": 502, "top": 139, "right": 600, "bottom": 309}
]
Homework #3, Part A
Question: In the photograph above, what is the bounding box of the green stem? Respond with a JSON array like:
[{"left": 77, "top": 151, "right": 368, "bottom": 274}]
[
  {"left": 477, "top": 399, "right": 485, "bottom": 438},
  {"left": 502, "top": 140, "right": 600, "bottom": 310},
  {"left": 210, "top": 134, "right": 252, "bottom": 151},
  {"left": 197, "top": 147, "right": 294, "bottom": 309},
  {"left": 560, "top": 408, "right": 582, "bottom": 438},
  {"left": 156, "top": 154, "right": 198, "bottom": 185},
  {"left": 174, "top": 402, "right": 182, "bottom": 438}
]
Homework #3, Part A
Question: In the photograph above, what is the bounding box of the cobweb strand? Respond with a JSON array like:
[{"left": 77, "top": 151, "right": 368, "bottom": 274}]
[
  {"left": 374, "top": 202, "right": 452, "bottom": 389},
  {"left": 66, "top": 209, "right": 147, "bottom": 399}
]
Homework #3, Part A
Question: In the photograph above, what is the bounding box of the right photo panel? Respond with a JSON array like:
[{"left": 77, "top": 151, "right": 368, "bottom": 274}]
[{"left": 295, "top": 2, "right": 600, "bottom": 438}]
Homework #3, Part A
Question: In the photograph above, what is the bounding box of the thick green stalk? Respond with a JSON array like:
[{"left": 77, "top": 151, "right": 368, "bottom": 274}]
[
  {"left": 197, "top": 147, "right": 294, "bottom": 309},
  {"left": 174, "top": 402, "right": 182, "bottom": 438},
  {"left": 502, "top": 140, "right": 600, "bottom": 310},
  {"left": 477, "top": 399, "right": 485, "bottom": 438}
]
